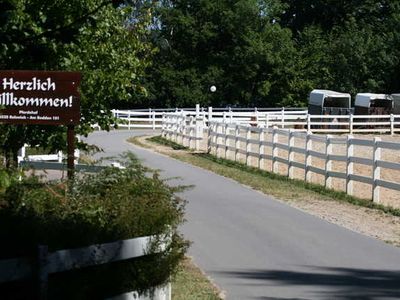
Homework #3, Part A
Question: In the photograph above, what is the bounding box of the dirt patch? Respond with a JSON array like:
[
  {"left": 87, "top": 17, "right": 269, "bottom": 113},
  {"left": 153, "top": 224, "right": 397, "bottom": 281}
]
[{"left": 131, "top": 134, "right": 400, "bottom": 247}]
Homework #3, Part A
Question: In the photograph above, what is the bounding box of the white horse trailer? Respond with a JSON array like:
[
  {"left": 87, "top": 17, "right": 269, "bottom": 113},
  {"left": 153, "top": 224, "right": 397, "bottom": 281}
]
[
  {"left": 354, "top": 93, "right": 393, "bottom": 115},
  {"left": 308, "top": 90, "right": 352, "bottom": 115}
]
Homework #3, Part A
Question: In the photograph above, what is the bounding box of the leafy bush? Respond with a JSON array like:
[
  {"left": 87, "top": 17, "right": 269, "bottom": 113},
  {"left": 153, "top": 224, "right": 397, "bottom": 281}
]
[{"left": 0, "top": 153, "right": 189, "bottom": 299}]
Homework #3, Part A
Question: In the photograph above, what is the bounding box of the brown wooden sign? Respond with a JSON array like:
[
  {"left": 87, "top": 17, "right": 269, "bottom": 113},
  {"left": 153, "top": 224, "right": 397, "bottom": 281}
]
[{"left": 0, "top": 70, "right": 81, "bottom": 125}]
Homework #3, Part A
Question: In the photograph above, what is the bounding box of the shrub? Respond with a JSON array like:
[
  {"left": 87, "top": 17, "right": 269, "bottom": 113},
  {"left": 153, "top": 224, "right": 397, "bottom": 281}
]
[{"left": 0, "top": 153, "right": 189, "bottom": 299}]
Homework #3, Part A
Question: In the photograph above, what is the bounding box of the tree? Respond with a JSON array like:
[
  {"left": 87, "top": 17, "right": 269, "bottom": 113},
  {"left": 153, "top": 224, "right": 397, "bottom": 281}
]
[
  {"left": 144, "top": 0, "right": 297, "bottom": 108},
  {"left": 275, "top": 0, "right": 400, "bottom": 103},
  {"left": 0, "top": 0, "right": 153, "bottom": 166}
]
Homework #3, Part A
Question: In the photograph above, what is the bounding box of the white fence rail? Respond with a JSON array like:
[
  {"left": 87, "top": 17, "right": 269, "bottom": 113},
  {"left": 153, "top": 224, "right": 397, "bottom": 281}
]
[
  {"left": 162, "top": 116, "right": 400, "bottom": 205},
  {"left": 111, "top": 105, "right": 400, "bottom": 134},
  {"left": 0, "top": 235, "right": 170, "bottom": 300}
]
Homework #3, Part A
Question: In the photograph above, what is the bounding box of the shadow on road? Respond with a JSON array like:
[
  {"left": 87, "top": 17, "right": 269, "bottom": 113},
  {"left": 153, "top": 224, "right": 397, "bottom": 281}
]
[{"left": 217, "top": 266, "right": 400, "bottom": 299}]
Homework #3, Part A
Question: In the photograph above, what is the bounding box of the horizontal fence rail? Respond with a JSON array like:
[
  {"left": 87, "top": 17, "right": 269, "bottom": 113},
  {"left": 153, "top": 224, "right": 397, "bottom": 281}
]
[
  {"left": 109, "top": 105, "right": 400, "bottom": 134},
  {"left": 0, "top": 235, "right": 170, "bottom": 300},
  {"left": 162, "top": 115, "right": 400, "bottom": 206}
]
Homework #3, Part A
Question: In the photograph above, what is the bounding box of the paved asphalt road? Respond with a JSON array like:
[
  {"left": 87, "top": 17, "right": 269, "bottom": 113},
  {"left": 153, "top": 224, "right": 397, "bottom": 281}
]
[{"left": 85, "top": 130, "right": 400, "bottom": 300}]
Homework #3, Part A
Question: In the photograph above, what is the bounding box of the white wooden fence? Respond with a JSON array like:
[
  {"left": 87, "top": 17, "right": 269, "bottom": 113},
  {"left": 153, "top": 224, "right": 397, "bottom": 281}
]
[
  {"left": 162, "top": 116, "right": 400, "bottom": 205},
  {"left": 0, "top": 235, "right": 170, "bottom": 300},
  {"left": 109, "top": 106, "right": 306, "bottom": 130},
  {"left": 112, "top": 105, "right": 400, "bottom": 134}
]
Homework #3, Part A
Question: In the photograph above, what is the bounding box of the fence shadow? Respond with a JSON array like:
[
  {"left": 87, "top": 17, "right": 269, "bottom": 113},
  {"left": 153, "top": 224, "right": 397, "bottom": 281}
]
[{"left": 216, "top": 266, "right": 400, "bottom": 299}]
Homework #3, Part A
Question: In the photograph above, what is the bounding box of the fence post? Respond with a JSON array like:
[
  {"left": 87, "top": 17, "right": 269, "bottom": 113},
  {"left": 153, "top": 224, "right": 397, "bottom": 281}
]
[
  {"left": 281, "top": 108, "right": 285, "bottom": 128},
  {"left": 207, "top": 123, "right": 212, "bottom": 153},
  {"left": 265, "top": 114, "right": 269, "bottom": 128},
  {"left": 36, "top": 245, "right": 49, "bottom": 300},
  {"left": 224, "top": 123, "right": 229, "bottom": 159},
  {"left": 255, "top": 107, "right": 258, "bottom": 127},
  {"left": 17, "top": 145, "right": 26, "bottom": 165},
  {"left": 213, "top": 123, "right": 218, "bottom": 156},
  {"left": 190, "top": 116, "right": 195, "bottom": 149},
  {"left": 223, "top": 112, "right": 227, "bottom": 124},
  {"left": 372, "top": 137, "right": 381, "bottom": 203},
  {"left": 235, "top": 125, "right": 240, "bottom": 162},
  {"left": 349, "top": 114, "right": 354, "bottom": 134},
  {"left": 208, "top": 107, "right": 213, "bottom": 123},
  {"left": 161, "top": 113, "right": 165, "bottom": 136},
  {"left": 325, "top": 135, "right": 332, "bottom": 189},
  {"left": 195, "top": 116, "right": 202, "bottom": 151},
  {"left": 346, "top": 135, "right": 354, "bottom": 196},
  {"left": 390, "top": 114, "right": 394, "bottom": 136},
  {"left": 128, "top": 110, "right": 131, "bottom": 130},
  {"left": 246, "top": 127, "right": 251, "bottom": 166},
  {"left": 152, "top": 111, "right": 156, "bottom": 130},
  {"left": 173, "top": 115, "right": 177, "bottom": 143},
  {"left": 215, "top": 123, "right": 220, "bottom": 158},
  {"left": 272, "top": 127, "right": 278, "bottom": 173},
  {"left": 258, "top": 129, "right": 264, "bottom": 170},
  {"left": 288, "top": 130, "right": 295, "bottom": 179},
  {"left": 148, "top": 108, "right": 152, "bottom": 120},
  {"left": 305, "top": 133, "right": 312, "bottom": 182},
  {"left": 307, "top": 114, "right": 311, "bottom": 133}
]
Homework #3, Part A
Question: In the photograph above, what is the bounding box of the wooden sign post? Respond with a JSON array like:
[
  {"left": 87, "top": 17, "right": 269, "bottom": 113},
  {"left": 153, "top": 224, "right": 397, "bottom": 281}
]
[{"left": 0, "top": 70, "right": 82, "bottom": 179}]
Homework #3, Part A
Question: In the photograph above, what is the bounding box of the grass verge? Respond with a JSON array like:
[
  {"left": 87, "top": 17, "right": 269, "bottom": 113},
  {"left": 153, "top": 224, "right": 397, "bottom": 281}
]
[
  {"left": 130, "top": 135, "right": 400, "bottom": 217},
  {"left": 172, "top": 258, "right": 222, "bottom": 300}
]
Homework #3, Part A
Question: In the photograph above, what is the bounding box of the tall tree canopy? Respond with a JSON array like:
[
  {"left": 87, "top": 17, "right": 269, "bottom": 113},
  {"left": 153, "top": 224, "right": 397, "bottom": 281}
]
[
  {"left": 0, "top": 0, "right": 153, "bottom": 164},
  {"left": 144, "top": 0, "right": 296, "bottom": 108},
  {"left": 143, "top": 0, "right": 400, "bottom": 108}
]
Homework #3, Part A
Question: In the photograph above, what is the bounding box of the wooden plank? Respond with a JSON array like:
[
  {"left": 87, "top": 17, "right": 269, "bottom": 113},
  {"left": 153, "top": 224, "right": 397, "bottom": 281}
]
[
  {"left": 248, "top": 151, "right": 260, "bottom": 158},
  {"left": 309, "top": 135, "right": 326, "bottom": 142},
  {"left": 275, "top": 157, "right": 288, "bottom": 165},
  {"left": 290, "top": 161, "right": 305, "bottom": 170},
  {"left": 328, "top": 154, "right": 347, "bottom": 162},
  {"left": 47, "top": 236, "right": 159, "bottom": 274},
  {"left": 349, "top": 139, "right": 374, "bottom": 147},
  {"left": 20, "top": 161, "right": 107, "bottom": 173},
  {"left": 248, "top": 138, "right": 259, "bottom": 145},
  {"left": 292, "top": 131, "right": 306, "bottom": 138},
  {"left": 308, "top": 165, "right": 325, "bottom": 176},
  {"left": 274, "top": 143, "right": 289, "bottom": 151},
  {"left": 376, "top": 160, "right": 400, "bottom": 171},
  {"left": 0, "top": 257, "right": 33, "bottom": 283},
  {"left": 307, "top": 150, "right": 326, "bottom": 160},
  {"left": 260, "top": 141, "right": 273, "bottom": 147},
  {"left": 375, "top": 179, "right": 400, "bottom": 191},
  {"left": 291, "top": 146, "right": 306, "bottom": 155},
  {"left": 377, "top": 141, "right": 400, "bottom": 150},
  {"left": 329, "top": 138, "right": 347, "bottom": 144},
  {"left": 349, "top": 174, "right": 373, "bottom": 185},
  {"left": 349, "top": 157, "right": 373, "bottom": 166},
  {"left": 326, "top": 171, "right": 347, "bottom": 179}
]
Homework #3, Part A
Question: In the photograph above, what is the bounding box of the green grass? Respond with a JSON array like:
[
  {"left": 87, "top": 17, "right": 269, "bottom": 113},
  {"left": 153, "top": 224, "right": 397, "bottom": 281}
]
[
  {"left": 172, "top": 258, "right": 222, "bottom": 300},
  {"left": 138, "top": 136, "right": 400, "bottom": 217},
  {"left": 147, "top": 136, "right": 189, "bottom": 150}
]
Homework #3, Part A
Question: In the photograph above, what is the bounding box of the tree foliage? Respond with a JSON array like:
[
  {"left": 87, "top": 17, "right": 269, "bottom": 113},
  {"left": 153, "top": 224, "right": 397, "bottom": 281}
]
[
  {"left": 0, "top": 0, "right": 154, "bottom": 165},
  {"left": 145, "top": 0, "right": 296, "bottom": 108},
  {"left": 144, "top": 0, "right": 400, "bottom": 108}
]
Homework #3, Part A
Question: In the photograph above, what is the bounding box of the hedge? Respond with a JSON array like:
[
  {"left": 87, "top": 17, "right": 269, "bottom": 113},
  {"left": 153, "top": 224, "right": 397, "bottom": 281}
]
[{"left": 0, "top": 153, "right": 189, "bottom": 299}]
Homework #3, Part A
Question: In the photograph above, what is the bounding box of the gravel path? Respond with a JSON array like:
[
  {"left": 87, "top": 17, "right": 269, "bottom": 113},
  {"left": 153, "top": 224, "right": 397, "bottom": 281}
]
[{"left": 86, "top": 130, "right": 400, "bottom": 300}]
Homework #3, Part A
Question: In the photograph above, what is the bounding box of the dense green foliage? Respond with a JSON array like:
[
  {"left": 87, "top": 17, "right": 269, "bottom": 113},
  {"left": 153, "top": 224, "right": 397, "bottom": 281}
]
[
  {"left": 0, "top": 154, "right": 189, "bottom": 299},
  {"left": 0, "top": 0, "right": 154, "bottom": 164},
  {"left": 144, "top": 0, "right": 400, "bottom": 108},
  {"left": 2, "top": 0, "right": 400, "bottom": 163}
]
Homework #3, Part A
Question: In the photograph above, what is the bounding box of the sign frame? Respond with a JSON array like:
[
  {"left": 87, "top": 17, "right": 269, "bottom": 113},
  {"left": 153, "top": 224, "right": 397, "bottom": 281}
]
[{"left": 0, "top": 70, "right": 82, "bottom": 178}]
